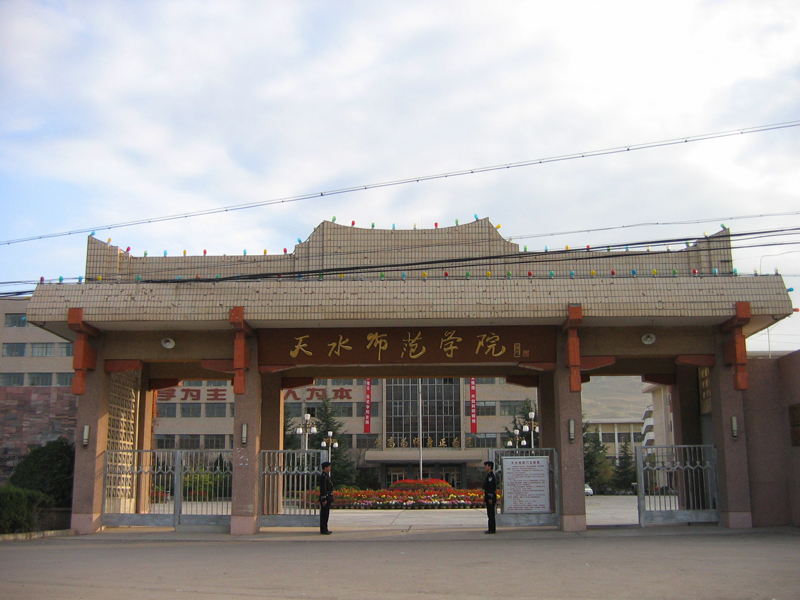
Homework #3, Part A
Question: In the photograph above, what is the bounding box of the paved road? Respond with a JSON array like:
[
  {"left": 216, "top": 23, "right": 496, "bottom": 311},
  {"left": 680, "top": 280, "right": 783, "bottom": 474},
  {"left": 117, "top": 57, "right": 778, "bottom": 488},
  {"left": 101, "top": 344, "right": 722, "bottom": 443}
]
[{"left": 2, "top": 503, "right": 799, "bottom": 600}]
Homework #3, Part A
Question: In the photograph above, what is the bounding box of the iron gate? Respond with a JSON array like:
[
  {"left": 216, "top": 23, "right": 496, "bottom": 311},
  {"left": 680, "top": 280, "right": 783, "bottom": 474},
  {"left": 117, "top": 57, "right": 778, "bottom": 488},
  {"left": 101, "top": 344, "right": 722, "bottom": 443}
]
[
  {"left": 489, "top": 448, "right": 560, "bottom": 527},
  {"left": 103, "top": 450, "right": 233, "bottom": 529},
  {"left": 259, "top": 450, "right": 324, "bottom": 526},
  {"left": 636, "top": 445, "right": 719, "bottom": 526}
]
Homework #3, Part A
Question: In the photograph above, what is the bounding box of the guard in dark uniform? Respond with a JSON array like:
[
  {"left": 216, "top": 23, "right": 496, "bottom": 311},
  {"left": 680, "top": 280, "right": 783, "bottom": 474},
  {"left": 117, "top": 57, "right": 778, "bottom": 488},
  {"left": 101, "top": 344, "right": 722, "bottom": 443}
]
[
  {"left": 319, "top": 461, "right": 333, "bottom": 535},
  {"left": 483, "top": 460, "right": 497, "bottom": 534}
]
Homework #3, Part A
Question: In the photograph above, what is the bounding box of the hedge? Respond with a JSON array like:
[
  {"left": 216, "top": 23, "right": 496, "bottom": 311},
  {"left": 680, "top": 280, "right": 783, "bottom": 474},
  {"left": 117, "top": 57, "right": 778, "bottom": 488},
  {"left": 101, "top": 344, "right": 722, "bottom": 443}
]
[{"left": 0, "top": 485, "right": 54, "bottom": 534}]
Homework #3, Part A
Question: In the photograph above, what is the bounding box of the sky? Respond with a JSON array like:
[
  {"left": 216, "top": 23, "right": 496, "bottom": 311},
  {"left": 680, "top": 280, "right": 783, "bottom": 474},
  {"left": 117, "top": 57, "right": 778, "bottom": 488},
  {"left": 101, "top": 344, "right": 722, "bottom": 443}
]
[{"left": 1, "top": 1, "right": 798, "bottom": 352}]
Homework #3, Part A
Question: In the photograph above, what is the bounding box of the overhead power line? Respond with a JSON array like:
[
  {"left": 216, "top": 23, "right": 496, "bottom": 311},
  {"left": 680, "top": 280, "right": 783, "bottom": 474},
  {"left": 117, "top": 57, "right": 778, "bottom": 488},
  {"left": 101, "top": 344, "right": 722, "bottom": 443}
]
[{"left": 2, "top": 119, "right": 799, "bottom": 247}]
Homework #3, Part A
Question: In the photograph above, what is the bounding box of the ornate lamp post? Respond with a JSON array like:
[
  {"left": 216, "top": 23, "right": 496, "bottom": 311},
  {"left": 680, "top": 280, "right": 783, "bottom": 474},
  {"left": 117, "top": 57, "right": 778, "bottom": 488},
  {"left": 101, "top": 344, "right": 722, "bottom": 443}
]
[
  {"left": 295, "top": 413, "right": 317, "bottom": 451},
  {"left": 522, "top": 411, "right": 539, "bottom": 448},
  {"left": 506, "top": 428, "right": 528, "bottom": 448},
  {"left": 321, "top": 430, "right": 338, "bottom": 462}
]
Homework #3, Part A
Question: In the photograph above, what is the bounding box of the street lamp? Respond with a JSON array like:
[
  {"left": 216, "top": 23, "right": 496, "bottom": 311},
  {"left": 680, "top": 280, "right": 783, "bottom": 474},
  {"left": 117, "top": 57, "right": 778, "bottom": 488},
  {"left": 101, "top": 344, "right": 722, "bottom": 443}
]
[
  {"left": 321, "top": 430, "right": 338, "bottom": 462},
  {"left": 522, "top": 411, "right": 539, "bottom": 448},
  {"left": 506, "top": 428, "right": 528, "bottom": 448},
  {"left": 295, "top": 413, "right": 317, "bottom": 450}
]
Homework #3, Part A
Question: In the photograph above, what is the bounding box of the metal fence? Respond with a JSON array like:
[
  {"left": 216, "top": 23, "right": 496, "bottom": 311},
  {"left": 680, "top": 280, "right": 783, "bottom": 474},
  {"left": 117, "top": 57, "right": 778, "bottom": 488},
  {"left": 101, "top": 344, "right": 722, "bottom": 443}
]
[
  {"left": 259, "top": 450, "right": 323, "bottom": 527},
  {"left": 489, "top": 448, "right": 560, "bottom": 527},
  {"left": 636, "top": 445, "right": 719, "bottom": 526},
  {"left": 103, "top": 450, "right": 232, "bottom": 528}
]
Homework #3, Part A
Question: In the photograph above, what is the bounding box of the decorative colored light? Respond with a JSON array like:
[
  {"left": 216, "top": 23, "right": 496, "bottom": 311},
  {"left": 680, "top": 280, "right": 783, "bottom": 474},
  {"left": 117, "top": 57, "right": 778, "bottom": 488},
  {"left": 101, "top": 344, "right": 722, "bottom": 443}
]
[
  {"left": 332, "top": 216, "right": 336, "bottom": 222},
  {"left": 107, "top": 238, "right": 112, "bottom": 243},
  {"left": 177, "top": 275, "right": 182, "bottom": 280},
  {"left": 466, "top": 271, "right": 471, "bottom": 278},
  {"left": 434, "top": 222, "right": 438, "bottom": 228},
  {"left": 318, "top": 274, "right": 323, "bottom": 280},
  {"left": 794, "top": 308, "right": 799, "bottom": 313},
  {"left": 297, "top": 273, "right": 303, "bottom": 280},
  {"left": 126, "top": 246, "right": 131, "bottom": 253},
  {"left": 611, "top": 270, "right": 616, "bottom": 276},
  {"left": 721, "top": 223, "right": 726, "bottom": 229},
  {"left": 196, "top": 275, "right": 200, "bottom": 280},
  {"left": 565, "top": 245, "right": 569, "bottom": 251},
  {"left": 625, "top": 246, "right": 629, "bottom": 252},
  {"left": 423, "top": 272, "right": 428, "bottom": 278},
  {"left": 444, "top": 271, "right": 449, "bottom": 277},
  {"left": 392, "top": 224, "right": 396, "bottom": 230},
  {"left": 685, "top": 241, "right": 690, "bottom": 248},
  {"left": 506, "top": 271, "right": 511, "bottom": 278},
  {"left": 401, "top": 272, "right": 406, "bottom": 280},
  {"left": 144, "top": 251, "right": 148, "bottom": 257},
  {"left": 136, "top": 275, "right": 141, "bottom": 282},
  {"left": 283, "top": 248, "right": 287, "bottom": 254},
  {"left": 586, "top": 245, "right": 590, "bottom": 251},
  {"left": 753, "top": 269, "right": 758, "bottom": 275},
  {"left": 486, "top": 271, "right": 492, "bottom": 278},
  {"left": 371, "top": 223, "right": 375, "bottom": 229},
  {"left": 632, "top": 269, "right": 637, "bottom": 277},
  {"left": 647, "top": 246, "right": 651, "bottom": 252},
  {"left": 262, "top": 250, "right": 266, "bottom": 255},
  {"left": 672, "top": 269, "right": 678, "bottom": 276},
  {"left": 297, "top": 238, "right": 302, "bottom": 244},
  {"left": 528, "top": 271, "right": 532, "bottom": 277},
  {"left": 97, "top": 276, "right": 103, "bottom": 282},
  {"left": 524, "top": 245, "right": 528, "bottom": 252},
  {"left": 380, "top": 272, "right": 385, "bottom": 279},
  {"left": 78, "top": 276, "right": 83, "bottom": 283},
  {"left": 590, "top": 270, "right": 596, "bottom": 277},
  {"left": 216, "top": 274, "right": 220, "bottom": 279},
  {"left": 474, "top": 214, "right": 478, "bottom": 220},
  {"left": 652, "top": 269, "right": 657, "bottom": 276},
  {"left": 787, "top": 287, "right": 794, "bottom": 292},
  {"left": 243, "top": 249, "right": 247, "bottom": 255},
  {"left": 58, "top": 276, "right": 63, "bottom": 283},
  {"left": 713, "top": 268, "right": 718, "bottom": 275},
  {"left": 91, "top": 231, "right": 95, "bottom": 236},
  {"left": 549, "top": 271, "right": 554, "bottom": 278},
  {"left": 163, "top": 251, "right": 167, "bottom": 256},
  {"left": 496, "top": 224, "right": 501, "bottom": 229},
  {"left": 733, "top": 268, "right": 738, "bottom": 276},
  {"left": 667, "top": 245, "right": 671, "bottom": 252},
  {"left": 569, "top": 270, "right": 575, "bottom": 278},
  {"left": 204, "top": 249, "right": 207, "bottom": 256},
  {"left": 693, "top": 269, "right": 698, "bottom": 276},
  {"left": 544, "top": 246, "right": 548, "bottom": 252},
  {"left": 338, "top": 273, "right": 343, "bottom": 279},
  {"left": 455, "top": 219, "right": 459, "bottom": 225},
  {"left": 351, "top": 221, "right": 355, "bottom": 227},
  {"left": 183, "top": 250, "right": 187, "bottom": 256}
]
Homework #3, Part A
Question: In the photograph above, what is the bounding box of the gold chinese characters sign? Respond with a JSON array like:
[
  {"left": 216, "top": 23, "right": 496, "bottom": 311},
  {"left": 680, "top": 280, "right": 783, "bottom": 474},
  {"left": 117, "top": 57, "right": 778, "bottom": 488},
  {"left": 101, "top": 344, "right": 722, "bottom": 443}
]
[{"left": 258, "top": 326, "right": 556, "bottom": 365}]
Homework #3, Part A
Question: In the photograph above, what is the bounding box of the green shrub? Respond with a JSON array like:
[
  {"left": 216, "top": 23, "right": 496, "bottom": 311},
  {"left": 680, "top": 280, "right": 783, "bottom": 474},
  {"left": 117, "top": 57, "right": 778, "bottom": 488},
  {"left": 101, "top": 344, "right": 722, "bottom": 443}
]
[
  {"left": 9, "top": 438, "right": 75, "bottom": 508},
  {"left": 0, "top": 485, "right": 54, "bottom": 534}
]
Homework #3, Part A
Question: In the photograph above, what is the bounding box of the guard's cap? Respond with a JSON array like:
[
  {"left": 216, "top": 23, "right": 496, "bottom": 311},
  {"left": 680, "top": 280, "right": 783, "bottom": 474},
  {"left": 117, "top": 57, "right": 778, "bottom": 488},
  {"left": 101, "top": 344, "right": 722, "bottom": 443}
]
[{"left": 484, "top": 461, "right": 494, "bottom": 469}]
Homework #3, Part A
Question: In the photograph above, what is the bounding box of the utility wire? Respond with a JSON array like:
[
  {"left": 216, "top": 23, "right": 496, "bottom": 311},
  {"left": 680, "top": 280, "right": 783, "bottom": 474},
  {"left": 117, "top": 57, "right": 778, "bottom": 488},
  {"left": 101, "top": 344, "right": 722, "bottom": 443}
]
[{"left": 2, "top": 119, "right": 799, "bottom": 247}]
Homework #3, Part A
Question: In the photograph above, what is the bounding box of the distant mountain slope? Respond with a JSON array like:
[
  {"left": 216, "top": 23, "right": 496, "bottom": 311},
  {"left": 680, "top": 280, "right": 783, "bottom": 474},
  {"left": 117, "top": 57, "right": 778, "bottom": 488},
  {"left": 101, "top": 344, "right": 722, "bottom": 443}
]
[{"left": 581, "top": 376, "right": 650, "bottom": 421}]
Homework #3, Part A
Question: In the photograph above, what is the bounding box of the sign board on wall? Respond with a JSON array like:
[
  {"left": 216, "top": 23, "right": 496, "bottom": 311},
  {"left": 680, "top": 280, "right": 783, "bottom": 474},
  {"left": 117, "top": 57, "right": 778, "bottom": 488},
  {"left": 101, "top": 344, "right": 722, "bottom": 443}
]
[{"left": 501, "top": 456, "right": 550, "bottom": 514}]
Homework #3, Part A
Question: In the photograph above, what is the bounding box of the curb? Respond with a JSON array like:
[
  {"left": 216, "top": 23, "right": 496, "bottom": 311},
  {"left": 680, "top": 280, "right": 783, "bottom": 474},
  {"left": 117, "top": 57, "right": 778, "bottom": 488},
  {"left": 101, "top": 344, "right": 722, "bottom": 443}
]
[{"left": 0, "top": 529, "right": 77, "bottom": 542}]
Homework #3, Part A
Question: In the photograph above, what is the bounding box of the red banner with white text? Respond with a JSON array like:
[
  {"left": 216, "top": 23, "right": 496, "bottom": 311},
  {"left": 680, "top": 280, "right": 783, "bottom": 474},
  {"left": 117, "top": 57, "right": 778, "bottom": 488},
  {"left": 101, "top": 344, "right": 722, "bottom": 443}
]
[
  {"left": 364, "top": 378, "right": 372, "bottom": 433},
  {"left": 469, "top": 377, "right": 477, "bottom": 433}
]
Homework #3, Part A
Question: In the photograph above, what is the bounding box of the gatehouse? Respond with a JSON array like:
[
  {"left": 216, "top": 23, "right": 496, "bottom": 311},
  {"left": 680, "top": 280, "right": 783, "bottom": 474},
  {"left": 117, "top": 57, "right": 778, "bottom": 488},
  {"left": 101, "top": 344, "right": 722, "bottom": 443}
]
[{"left": 26, "top": 218, "right": 797, "bottom": 533}]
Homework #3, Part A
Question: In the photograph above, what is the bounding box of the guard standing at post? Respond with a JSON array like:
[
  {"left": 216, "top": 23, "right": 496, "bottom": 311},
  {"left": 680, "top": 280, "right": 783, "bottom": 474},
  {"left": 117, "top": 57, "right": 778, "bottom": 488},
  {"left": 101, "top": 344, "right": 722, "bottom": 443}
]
[
  {"left": 483, "top": 460, "right": 497, "bottom": 534},
  {"left": 319, "top": 461, "right": 333, "bottom": 535}
]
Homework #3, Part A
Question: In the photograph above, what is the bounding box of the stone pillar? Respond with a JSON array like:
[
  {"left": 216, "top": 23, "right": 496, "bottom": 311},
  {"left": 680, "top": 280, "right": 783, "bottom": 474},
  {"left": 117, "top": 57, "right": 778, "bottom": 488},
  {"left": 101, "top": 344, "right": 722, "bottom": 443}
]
[
  {"left": 135, "top": 374, "right": 154, "bottom": 515},
  {"left": 260, "top": 374, "right": 284, "bottom": 451},
  {"left": 71, "top": 345, "right": 110, "bottom": 535},
  {"left": 543, "top": 333, "right": 586, "bottom": 532},
  {"left": 710, "top": 333, "right": 752, "bottom": 528},
  {"left": 673, "top": 365, "right": 702, "bottom": 446},
  {"left": 538, "top": 375, "right": 557, "bottom": 451},
  {"left": 230, "top": 336, "right": 262, "bottom": 535}
]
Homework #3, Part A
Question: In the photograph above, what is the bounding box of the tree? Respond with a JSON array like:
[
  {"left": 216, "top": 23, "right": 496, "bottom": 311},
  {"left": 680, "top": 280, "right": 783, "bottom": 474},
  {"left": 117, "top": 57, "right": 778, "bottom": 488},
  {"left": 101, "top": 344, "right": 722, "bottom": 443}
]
[
  {"left": 611, "top": 442, "right": 637, "bottom": 494},
  {"left": 583, "top": 422, "right": 613, "bottom": 493},
  {"left": 9, "top": 438, "right": 75, "bottom": 508},
  {"left": 503, "top": 398, "right": 538, "bottom": 448},
  {"left": 309, "top": 398, "right": 356, "bottom": 487},
  {"left": 283, "top": 411, "right": 300, "bottom": 450}
]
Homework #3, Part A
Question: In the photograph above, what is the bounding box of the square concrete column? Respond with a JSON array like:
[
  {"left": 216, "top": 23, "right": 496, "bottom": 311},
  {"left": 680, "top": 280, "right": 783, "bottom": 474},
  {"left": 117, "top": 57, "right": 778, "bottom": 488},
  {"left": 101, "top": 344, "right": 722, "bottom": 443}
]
[
  {"left": 134, "top": 377, "right": 155, "bottom": 516},
  {"left": 71, "top": 346, "right": 110, "bottom": 535},
  {"left": 230, "top": 336, "right": 263, "bottom": 535},
  {"left": 541, "top": 333, "right": 586, "bottom": 532},
  {"left": 260, "top": 374, "right": 284, "bottom": 451},
  {"left": 710, "top": 334, "right": 752, "bottom": 528},
  {"left": 673, "top": 365, "right": 702, "bottom": 446}
]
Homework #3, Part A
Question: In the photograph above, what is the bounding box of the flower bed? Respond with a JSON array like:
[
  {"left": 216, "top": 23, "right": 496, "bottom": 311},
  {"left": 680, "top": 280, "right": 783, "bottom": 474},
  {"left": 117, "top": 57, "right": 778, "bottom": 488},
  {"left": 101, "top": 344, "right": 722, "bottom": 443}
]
[{"left": 304, "top": 479, "right": 498, "bottom": 509}]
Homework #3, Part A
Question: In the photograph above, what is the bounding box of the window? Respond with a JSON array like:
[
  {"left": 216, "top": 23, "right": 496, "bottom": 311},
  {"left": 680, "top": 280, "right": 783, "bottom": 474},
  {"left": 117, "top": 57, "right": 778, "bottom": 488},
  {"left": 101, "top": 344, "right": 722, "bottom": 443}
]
[
  {"left": 182, "top": 380, "right": 204, "bottom": 387},
  {"left": 305, "top": 402, "right": 322, "bottom": 418},
  {"left": 180, "top": 403, "right": 201, "bottom": 418},
  {"left": 56, "top": 373, "right": 73, "bottom": 387},
  {"left": 314, "top": 379, "right": 328, "bottom": 385},
  {"left": 355, "top": 379, "right": 366, "bottom": 386},
  {"left": 2, "top": 343, "right": 26, "bottom": 357},
  {"left": 466, "top": 433, "right": 497, "bottom": 448},
  {"left": 355, "top": 434, "right": 379, "bottom": 449},
  {"left": 5, "top": 314, "right": 27, "bottom": 327},
  {"left": 207, "top": 380, "right": 228, "bottom": 387},
  {"left": 229, "top": 403, "right": 235, "bottom": 417},
  {"left": 601, "top": 433, "right": 615, "bottom": 443},
  {"left": 586, "top": 432, "right": 601, "bottom": 443},
  {"left": 464, "top": 401, "right": 496, "bottom": 416},
  {"left": 28, "top": 373, "right": 53, "bottom": 386},
  {"left": 0, "top": 373, "right": 24, "bottom": 386},
  {"left": 385, "top": 378, "right": 461, "bottom": 448},
  {"left": 204, "top": 434, "right": 226, "bottom": 449},
  {"left": 330, "top": 403, "right": 353, "bottom": 417},
  {"left": 330, "top": 379, "right": 352, "bottom": 385},
  {"left": 474, "top": 377, "right": 496, "bottom": 384},
  {"left": 157, "top": 403, "right": 176, "bottom": 418},
  {"left": 618, "top": 432, "right": 631, "bottom": 444},
  {"left": 178, "top": 435, "right": 201, "bottom": 449},
  {"left": 336, "top": 435, "right": 353, "bottom": 449},
  {"left": 499, "top": 401, "right": 525, "bottom": 416},
  {"left": 285, "top": 402, "right": 302, "bottom": 418},
  {"left": 633, "top": 432, "right": 644, "bottom": 443},
  {"left": 57, "top": 342, "right": 74, "bottom": 357},
  {"left": 205, "top": 403, "right": 227, "bottom": 417},
  {"left": 155, "top": 435, "right": 175, "bottom": 449},
  {"left": 356, "top": 402, "right": 381, "bottom": 417},
  {"left": 30, "top": 343, "right": 55, "bottom": 357}
]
